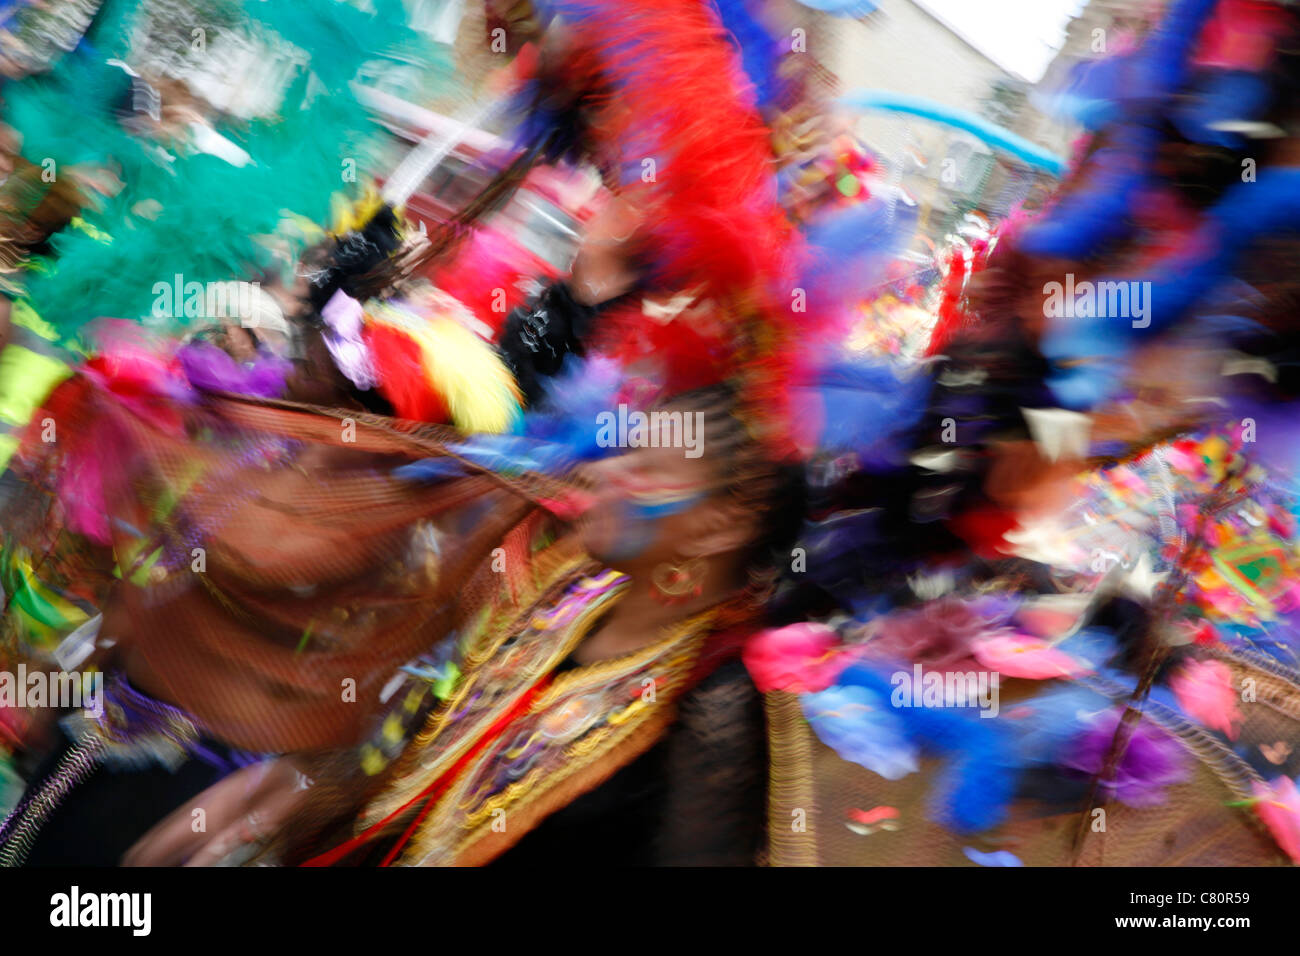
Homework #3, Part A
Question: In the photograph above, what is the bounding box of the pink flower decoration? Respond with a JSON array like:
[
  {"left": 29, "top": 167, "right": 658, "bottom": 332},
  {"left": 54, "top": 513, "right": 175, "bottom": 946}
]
[
  {"left": 1014, "top": 604, "right": 1081, "bottom": 640},
  {"left": 1170, "top": 658, "right": 1242, "bottom": 740},
  {"left": 1252, "top": 776, "right": 1300, "bottom": 863},
  {"left": 1181, "top": 619, "right": 1218, "bottom": 647},
  {"left": 744, "top": 623, "right": 850, "bottom": 693},
  {"left": 1202, "top": 585, "right": 1246, "bottom": 619},
  {"left": 971, "top": 633, "right": 1090, "bottom": 679},
  {"left": 1110, "top": 467, "right": 1149, "bottom": 497},
  {"left": 1177, "top": 503, "right": 1202, "bottom": 532},
  {"left": 859, "top": 597, "right": 995, "bottom": 671},
  {"left": 1278, "top": 580, "right": 1300, "bottom": 615},
  {"left": 1164, "top": 444, "right": 1201, "bottom": 476}
]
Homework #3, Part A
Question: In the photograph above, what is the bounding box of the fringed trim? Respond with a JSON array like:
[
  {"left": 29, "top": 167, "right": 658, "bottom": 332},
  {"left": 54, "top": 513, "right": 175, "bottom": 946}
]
[{"left": 763, "top": 690, "right": 818, "bottom": 866}]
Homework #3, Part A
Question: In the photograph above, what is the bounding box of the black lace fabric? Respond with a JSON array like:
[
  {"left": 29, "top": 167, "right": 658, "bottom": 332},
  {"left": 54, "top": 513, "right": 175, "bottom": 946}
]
[{"left": 498, "top": 281, "right": 601, "bottom": 406}]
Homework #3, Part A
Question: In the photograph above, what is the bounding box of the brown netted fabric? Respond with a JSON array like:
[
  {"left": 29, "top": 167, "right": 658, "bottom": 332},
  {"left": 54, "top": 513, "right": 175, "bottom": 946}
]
[
  {"left": 789, "top": 749, "right": 1285, "bottom": 867},
  {"left": 764, "top": 654, "right": 1299, "bottom": 867},
  {"left": 5, "top": 378, "right": 585, "bottom": 754}
]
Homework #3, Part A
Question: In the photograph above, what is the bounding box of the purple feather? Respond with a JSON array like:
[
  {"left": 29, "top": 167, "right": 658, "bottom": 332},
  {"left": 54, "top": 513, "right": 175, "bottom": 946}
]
[
  {"left": 1064, "top": 707, "right": 1190, "bottom": 808},
  {"left": 178, "top": 341, "right": 291, "bottom": 398}
]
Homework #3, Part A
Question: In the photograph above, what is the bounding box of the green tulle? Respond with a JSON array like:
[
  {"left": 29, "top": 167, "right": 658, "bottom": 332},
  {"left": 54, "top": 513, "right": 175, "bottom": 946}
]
[{"left": 5, "top": 0, "right": 453, "bottom": 346}]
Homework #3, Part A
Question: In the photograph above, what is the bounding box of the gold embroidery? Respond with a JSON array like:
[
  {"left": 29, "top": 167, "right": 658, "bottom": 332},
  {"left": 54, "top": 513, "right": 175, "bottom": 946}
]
[
  {"left": 362, "top": 557, "right": 612, "bottom": 825},
  {"left": 373, "top": 568, "right": 721, "bottom": 865},
  {"left": 408, "top": 629, "right": 709, "bottom": 865}
]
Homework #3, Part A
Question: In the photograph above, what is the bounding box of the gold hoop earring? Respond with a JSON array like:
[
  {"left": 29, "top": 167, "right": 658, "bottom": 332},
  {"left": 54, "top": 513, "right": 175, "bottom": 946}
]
[{"left": 651, "top": 557, "right": 707, "bottom": 604}]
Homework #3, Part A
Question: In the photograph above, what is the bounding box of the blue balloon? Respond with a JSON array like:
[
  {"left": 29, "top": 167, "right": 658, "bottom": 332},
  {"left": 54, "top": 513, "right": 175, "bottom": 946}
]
[
  {"left": 838, "top": 89, "right": 1068, "bottom": 176},
  {"left": 794, "top": 0, "right": 879, "bottom": 14}
]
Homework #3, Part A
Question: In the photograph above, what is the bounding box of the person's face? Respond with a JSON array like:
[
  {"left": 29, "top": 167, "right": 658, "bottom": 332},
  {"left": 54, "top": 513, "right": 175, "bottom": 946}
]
[
  {"left": 219, "top": 324, "right": 258, "bottom": 363},
  {"left": 578, "top": 438, "right": 721, "bottom": 572},
  {"left": 569, "top": 196, "right": 642, "bottom": 305}
]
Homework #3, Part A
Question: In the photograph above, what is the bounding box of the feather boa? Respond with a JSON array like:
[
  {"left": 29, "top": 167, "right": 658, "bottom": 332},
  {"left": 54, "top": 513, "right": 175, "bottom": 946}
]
[
  {"left": 7, "top": 0, "right": 445, "bottom": 343},
  {"left": 535, "top": 0, "right": 822, "bottom": 459}
]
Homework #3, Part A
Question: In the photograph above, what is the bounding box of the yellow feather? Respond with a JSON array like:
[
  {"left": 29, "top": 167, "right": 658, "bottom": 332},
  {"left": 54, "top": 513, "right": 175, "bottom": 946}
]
[{"left": 367, "top": 298, "right": 522, "bottom": 434}]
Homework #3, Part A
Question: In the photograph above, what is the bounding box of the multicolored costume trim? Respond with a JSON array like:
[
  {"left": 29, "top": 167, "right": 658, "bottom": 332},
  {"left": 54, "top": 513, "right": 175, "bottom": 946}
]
[{"left": 346, "top": 563, "right": 725, "bottom": 866}]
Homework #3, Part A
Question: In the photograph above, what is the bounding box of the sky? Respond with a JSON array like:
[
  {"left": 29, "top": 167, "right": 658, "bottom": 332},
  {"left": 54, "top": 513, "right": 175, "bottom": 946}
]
[{"left": 912, "top": 0, "right": 1087, "bottom": 82}]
